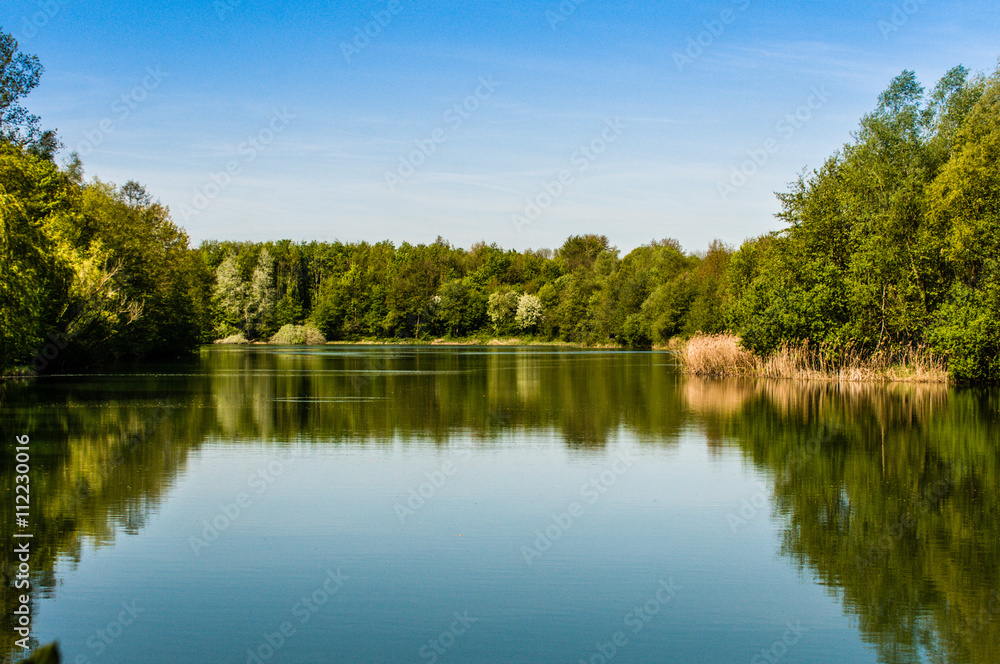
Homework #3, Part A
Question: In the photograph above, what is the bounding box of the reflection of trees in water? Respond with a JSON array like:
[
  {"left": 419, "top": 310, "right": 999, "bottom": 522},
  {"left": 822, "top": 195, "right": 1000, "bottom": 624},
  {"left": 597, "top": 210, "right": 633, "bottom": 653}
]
[
  {"left": 683, "top": 377, "right": 999, "bottom": 664},
  {"left": 0, "top": 387, "right": 209, "bottom": 659},
  {"left": 2, "top": 347, "right": 689, "bottom": 660},
  {"left": 4, "top": 349, "right": 997, "bottom": 664},
  {"left": 207, "top": 347, "right": 689, "bottom": 449}
]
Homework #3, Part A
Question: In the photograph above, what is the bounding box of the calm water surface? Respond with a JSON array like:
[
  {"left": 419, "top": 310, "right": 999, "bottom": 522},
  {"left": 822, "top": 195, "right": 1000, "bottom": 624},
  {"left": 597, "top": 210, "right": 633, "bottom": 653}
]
[{"left": 1, "top": 346, "right": 998, "bottom": 663}]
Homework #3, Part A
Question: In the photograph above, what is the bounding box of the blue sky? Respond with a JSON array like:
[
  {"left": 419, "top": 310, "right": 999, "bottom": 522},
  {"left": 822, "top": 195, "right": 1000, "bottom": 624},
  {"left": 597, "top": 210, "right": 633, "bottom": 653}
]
[{"left": 4, "top": 0, "right": 998, "bottom": 253}]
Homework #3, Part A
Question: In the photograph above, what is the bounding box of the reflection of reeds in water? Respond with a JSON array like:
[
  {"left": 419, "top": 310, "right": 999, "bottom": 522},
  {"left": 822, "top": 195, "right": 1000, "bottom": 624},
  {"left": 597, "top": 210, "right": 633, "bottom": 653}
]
[
  {"left": 682, "top": 334, "right": 949, "bottom": 383},
  {"left": 682, "top": 376, "right": 755, "bottom": 416},
  {"left": 682, "top": 373, "right": 948, "bottom": 425}
]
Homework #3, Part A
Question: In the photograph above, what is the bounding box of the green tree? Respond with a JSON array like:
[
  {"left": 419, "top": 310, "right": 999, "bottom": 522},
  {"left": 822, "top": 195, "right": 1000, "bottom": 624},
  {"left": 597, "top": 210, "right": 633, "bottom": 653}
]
[
  {"left": 925, "top": 69, "right": 1000, "bottom": 380},
  {"left": 487, "top": 289, "right": 519, "bottom": 334},
  {"left": 436, "top": 278, "right": 486, "bottom": 337},
  {"left": 212, "top": 253, "right": 247, "bottom": 337},
  {"left": 248, "top": 247, "right": 277, "bottom": 338},
  {"left": 0, "top": 31, "right": 58, "bottom": 157},
  {"left": 0, "top": 142, "right": 74, "bottom": 370},
  {"left": 726, "top": 65, "right": 998, "bottom": 379}
]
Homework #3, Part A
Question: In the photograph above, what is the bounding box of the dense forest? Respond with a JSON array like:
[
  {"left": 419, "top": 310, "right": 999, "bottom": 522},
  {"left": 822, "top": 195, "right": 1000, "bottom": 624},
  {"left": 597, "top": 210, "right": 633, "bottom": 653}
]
[
  {"left": 2, "top": 29, "right": 998, "bottom": 380},
  {"left": 198, "top": 233, "right": 730, "bottom": 346}
]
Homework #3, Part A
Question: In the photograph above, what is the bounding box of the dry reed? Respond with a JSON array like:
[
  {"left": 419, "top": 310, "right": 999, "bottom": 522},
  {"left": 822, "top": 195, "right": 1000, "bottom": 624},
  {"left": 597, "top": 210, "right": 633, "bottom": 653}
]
[{"left": 680, "top": 333, "right": 948, "bottom": 383}]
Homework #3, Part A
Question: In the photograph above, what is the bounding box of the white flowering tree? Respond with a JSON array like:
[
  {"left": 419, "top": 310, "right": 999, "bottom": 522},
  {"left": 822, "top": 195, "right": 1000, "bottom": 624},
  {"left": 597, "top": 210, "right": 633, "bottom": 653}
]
[{"left": 515, "top": 294, "right": 544, "bottom": 332}]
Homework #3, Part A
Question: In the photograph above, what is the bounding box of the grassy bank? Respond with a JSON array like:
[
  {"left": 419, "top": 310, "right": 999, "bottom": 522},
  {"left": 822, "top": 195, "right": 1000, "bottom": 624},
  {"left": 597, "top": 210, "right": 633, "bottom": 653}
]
[{"left": 679, "top": 334, "right": 948, "bottom": 383}]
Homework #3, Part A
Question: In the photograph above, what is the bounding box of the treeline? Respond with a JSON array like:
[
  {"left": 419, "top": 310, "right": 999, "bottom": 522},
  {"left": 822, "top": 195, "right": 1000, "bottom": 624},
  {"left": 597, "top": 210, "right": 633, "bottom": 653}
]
[
  {"left": 199, "top": 234, "right": 729, "bottom": 346},
  {"left": 199, "top": 64, "right": 1000, "bottom": 381},
  {"left": 3, "top": 25, "right": 999, "bottom": 381}
]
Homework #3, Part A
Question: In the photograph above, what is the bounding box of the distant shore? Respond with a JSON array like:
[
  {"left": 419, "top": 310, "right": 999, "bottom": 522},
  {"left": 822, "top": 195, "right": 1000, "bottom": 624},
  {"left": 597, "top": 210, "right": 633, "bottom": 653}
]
[{"left": 215, "top": 334, "right": 620, "bottom": 349}]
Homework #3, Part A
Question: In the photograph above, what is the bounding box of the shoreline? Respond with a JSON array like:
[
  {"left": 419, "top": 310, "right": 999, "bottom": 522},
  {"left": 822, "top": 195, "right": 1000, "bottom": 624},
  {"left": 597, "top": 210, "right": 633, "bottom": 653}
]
[
  {"left": 225, "top": 337, "right": 622, "bottom": 349},
  {"left": 4, "top": 335, "right": 954, "bottom": 385}
]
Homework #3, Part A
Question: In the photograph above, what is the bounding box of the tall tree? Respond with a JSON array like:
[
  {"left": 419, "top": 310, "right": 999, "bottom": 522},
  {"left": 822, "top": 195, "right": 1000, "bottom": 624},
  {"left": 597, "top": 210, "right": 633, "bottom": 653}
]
[{"left": 0, "top": 31, "right": 58, "bottom": 157}]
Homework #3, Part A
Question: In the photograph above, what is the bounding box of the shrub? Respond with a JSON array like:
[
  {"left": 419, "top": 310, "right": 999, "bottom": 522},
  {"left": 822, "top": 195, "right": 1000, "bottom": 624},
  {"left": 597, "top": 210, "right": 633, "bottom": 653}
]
[
  {"left": 215, "top": 332, "right": 250, "bottom": 344},
  {"left": 268, "top": 324, "right": 326, "bottom": 345}
]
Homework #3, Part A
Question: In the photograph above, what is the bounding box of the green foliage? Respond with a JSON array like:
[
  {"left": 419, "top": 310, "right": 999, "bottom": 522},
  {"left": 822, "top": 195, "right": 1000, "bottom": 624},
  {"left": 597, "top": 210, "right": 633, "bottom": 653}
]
[
  {"left": 1, "top": 138, "right": 211, "bottom": 372},
  {"left": 0, "top": 142, "right": 73, "bottom": 369},
  {"left": 683, "top": 240, "right": 731, "bottom": 335},
  {"left": 620, "top": 313, "right": 651, "bottom": 348},
  {"left": 0, "top": 32, "right": 58, "bottom": 155},
  {"left": 188, "top": 233, "right": 732, "bottom": 349},
  {"left": 248, "top": 247, "right": 277, "bottom": 338},
  {"left": 73, "top": 180, "right": 210, "bottom": 359},
  {"left": 211, "top": 253, "right": 247, "bottom": 338},
  {"left": 0, "top": 31, "right": 213, "bottom": 371},
  {"left": 928, "top": 281, "right": 1000, "bottom": 381},
  {"left": 727, "top": 64, "right": 1000, "bottom": 380},
  {"left": 487, "top": 289, "right": 519, "bottom": 334},
  {"left": 557, "top": 234, "right": 612, "bottom": 272},
  {"left": 268, "top": 324, "right": 326, "bottom": 345},
  {"left": 436, "top": 278, "right": 486, "bottom": 337},
  {"left": 10, "top": 29, "right": 997, "bottom": 379}
]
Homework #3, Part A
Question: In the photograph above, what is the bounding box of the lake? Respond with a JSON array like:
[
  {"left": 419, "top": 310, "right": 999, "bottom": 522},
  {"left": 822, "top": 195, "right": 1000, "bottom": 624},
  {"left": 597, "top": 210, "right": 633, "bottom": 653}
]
[{"left": 2, "top": 345, "right": 998, "bottom": 663}]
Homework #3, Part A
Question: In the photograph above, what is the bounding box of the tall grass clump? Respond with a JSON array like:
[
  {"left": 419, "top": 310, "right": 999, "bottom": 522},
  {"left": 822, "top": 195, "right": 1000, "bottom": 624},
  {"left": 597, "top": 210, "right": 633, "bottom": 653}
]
[
  {"left": 679, "top": 334, "right": 948, "bottom": 383},
  {"left": 268, "top": 324, "right": 326, "bottom": 345},
  {"left": 682, "top": 333, "right": 757, "bottom": 376}
]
